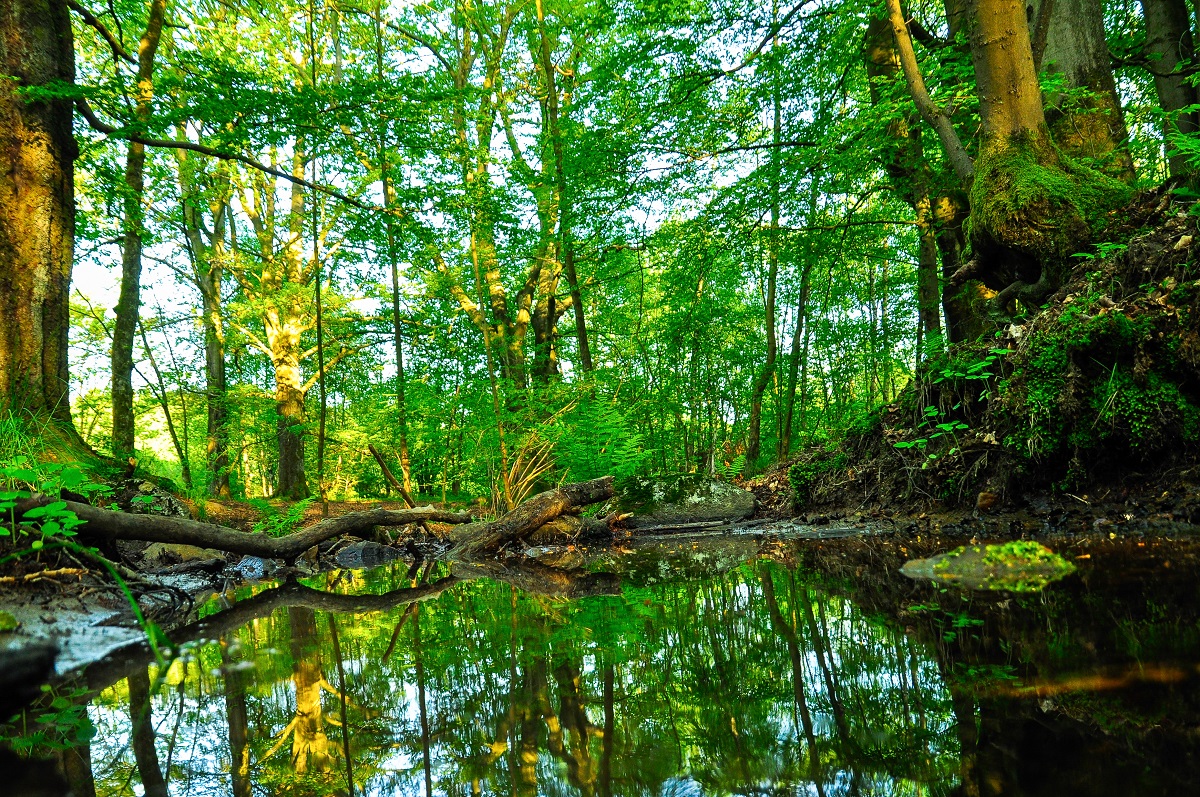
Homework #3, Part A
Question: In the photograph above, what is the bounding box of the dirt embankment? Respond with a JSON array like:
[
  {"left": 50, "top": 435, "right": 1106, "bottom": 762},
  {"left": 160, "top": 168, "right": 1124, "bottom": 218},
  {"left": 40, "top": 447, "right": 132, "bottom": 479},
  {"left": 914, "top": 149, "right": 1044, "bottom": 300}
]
[{"left": 749, "top": 190, "right": 1200, "bottom": 533}]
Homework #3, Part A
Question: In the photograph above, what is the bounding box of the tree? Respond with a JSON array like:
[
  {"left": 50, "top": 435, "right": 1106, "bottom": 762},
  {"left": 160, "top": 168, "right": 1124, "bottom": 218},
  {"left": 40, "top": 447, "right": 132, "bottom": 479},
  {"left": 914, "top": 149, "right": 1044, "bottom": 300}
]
[
  {"left": 965, "top": 0, "right": 1131, "bottom": 305},
  {"left": 1140, "top": 0, "right": 1199, "bottom": 176},
  {"left": 0, "top": 0, "right": 77, "bottom": 428},
  {"left": 111, "top": 0, "right": 167, "bottom": 463}
]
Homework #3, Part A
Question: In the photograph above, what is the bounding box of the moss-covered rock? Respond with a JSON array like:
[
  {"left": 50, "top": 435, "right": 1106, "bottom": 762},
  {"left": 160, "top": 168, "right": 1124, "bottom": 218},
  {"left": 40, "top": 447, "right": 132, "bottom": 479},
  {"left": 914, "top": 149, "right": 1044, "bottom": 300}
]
[
  {"left": 610, "top": 474, "right": 755, "bottom": 529},
  {"left": 901, "top": 541, "right": 1076, "bottom": 592}
]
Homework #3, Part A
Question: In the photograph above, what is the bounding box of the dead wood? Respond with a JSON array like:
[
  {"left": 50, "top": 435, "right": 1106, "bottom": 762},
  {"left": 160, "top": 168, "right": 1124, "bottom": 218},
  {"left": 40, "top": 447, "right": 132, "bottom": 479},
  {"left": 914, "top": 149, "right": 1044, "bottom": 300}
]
[
  {"left": 14, "top": 496, "right": 472, "bottom": 561},
  {"left": 448, "top": 476, "right": 614, "bottom": 559},
  {"left": 367, "top": 444, "right": 435, "bottom": 537}
]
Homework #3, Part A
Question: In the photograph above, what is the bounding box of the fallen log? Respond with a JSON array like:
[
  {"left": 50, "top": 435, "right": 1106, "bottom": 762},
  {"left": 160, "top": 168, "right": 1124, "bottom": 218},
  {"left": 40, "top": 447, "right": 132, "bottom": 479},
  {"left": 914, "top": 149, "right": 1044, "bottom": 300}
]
[
  {"left": 13, "top": 496, "right": 472, "bottom": 561},
  {"left": 448, "top": 476, "right": 614, "bottom": 559}
]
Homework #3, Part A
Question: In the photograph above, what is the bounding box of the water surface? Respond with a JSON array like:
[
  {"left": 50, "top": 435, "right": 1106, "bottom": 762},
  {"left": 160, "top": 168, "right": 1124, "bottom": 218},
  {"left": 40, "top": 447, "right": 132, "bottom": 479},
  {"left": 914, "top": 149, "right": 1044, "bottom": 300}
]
[{"left": 10, "top": 532, "right": 1200, "bottom": 795}]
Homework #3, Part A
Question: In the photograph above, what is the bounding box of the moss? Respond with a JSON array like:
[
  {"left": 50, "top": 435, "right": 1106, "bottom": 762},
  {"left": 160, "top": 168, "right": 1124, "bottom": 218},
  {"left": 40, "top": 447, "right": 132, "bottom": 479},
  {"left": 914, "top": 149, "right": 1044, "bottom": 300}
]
[
  {"left": 997, "top": 291, "right": 1200, "bottom": 467},
  {"left": 970, "top": 131, "right": 1133, "bottom": 266},
  {"left": 904, "top": 541, "right": 1076, "bottom": 592}
]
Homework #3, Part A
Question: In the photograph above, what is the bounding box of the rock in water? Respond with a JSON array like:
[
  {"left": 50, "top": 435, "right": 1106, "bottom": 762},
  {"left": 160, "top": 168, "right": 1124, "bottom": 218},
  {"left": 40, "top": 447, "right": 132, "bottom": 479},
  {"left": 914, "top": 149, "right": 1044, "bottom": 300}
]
[
  {"left": 141, "top": 542, "right": 228, "bottom": 570},
  {"left": 901, "top": 541, "right": 1076, "bottom": 592},
  {"left": 335, "top": 540, "right": 404, "bottom": 569},
  {"left": 609, "top": 474, "right": 755, "bottom": 530}
]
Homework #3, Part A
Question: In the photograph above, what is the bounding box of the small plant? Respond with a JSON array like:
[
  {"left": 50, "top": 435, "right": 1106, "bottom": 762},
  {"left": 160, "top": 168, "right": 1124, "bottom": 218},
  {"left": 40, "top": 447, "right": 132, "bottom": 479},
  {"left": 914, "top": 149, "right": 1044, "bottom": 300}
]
[
  {"left": 1071, "top": 241, "right": 1128, "bottom": 261},
  {"left": 717, "top": 453, "right": 746, "bottom": 481},
  {"left": 0, "top": 458, "right": 110, "bottom": 550},
  {"left": 932, "top": 348, "right": 1010, "bottom": 385},
  {"left": 893, "top": 404, "right": 969, "bottom": 463},
  {"left": 4, "top": 684, "right": 96, "bottom": 755},
  {"left": 251, "top": 497, "right": 315, "bottom": 537},
  {"left": 0, "top": 457, "right": 169, "bottom": 662}
]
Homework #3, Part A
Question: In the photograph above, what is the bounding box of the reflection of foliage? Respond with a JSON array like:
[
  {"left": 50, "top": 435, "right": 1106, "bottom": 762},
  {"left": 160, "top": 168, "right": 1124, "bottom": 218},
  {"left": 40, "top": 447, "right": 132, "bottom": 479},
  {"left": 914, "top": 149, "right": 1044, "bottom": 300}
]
[{"left": 78, "top": 561, "right": 963, "bottom": 796}]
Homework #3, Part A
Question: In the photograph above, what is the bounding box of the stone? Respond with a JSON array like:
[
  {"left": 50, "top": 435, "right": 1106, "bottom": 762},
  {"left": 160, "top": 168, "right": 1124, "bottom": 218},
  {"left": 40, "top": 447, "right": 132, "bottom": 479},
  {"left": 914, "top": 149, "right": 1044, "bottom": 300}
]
[
  {"left": 901, "top": 541, "right": 1076, "bottom": 593},
  {"left": 141, "top": 543, "right": 227, "bottom": 571},
  {"left": 231, "top": 556, "right": 277, "bottom": 581},
  {"left": 607, "top": 474, "right": 756, "bottom": 530}
]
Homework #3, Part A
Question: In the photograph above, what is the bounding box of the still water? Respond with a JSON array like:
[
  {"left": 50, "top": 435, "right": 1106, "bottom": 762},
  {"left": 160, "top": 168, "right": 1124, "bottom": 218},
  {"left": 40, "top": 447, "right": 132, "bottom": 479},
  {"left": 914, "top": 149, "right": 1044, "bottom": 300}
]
[{"left": 10, "top": 533, "right": 1200, "bottom": 795}]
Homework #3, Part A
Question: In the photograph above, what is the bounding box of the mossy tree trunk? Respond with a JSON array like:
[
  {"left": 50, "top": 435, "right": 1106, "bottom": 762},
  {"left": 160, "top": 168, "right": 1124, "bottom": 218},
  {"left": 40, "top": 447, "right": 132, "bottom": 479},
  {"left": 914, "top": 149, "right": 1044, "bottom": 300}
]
[
  {"left": 966, "top": 0, "right": 1131, "bottom": 304},
  {"left": 1028, "top": 0, "right": 1136, "bottom": 180},
  {"left": 0, "top": 0, "right": 76, "bottom": 426}
]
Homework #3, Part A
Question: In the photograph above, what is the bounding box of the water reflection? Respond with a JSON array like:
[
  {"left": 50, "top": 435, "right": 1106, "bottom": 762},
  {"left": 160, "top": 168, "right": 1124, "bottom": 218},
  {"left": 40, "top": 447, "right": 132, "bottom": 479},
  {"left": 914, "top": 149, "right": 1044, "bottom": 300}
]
[{"left": 8, "top": 535, "right": 1200, "bottom": 796}]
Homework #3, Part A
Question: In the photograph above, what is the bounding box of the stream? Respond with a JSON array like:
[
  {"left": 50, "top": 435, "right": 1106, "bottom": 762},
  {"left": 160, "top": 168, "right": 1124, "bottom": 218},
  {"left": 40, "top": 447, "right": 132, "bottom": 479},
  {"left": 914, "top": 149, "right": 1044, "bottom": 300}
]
[{"left": 5, "top": 526, "right": 1200, "bottom": 795}]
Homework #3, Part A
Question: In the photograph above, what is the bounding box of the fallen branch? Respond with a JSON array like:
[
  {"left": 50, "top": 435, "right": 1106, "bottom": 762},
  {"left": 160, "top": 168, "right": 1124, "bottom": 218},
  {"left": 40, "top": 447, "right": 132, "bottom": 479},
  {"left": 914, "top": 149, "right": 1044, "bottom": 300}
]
[
  {"left": 0, "top": 567, "right": 89, "bottom": 585},
  {"left": 448, "top": 476, "right": 614, "bottom": 559},
  {"left": 14, "top": 496, "right": 472, "bottom": 561},
  {"left": 367, "top": 444, "right": 435, "bottom": 537}
]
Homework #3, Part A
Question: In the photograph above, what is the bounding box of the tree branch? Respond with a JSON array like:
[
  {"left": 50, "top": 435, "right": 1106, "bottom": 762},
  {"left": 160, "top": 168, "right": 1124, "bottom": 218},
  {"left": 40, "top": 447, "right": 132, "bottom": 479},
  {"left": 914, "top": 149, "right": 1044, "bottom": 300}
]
[
  {"left": 75, "top": 98, "right": 389, "bottom": 214},
  {"left": 67, "top": 0, "right": 136, "bottom": 65},
  {"left": 884, "top": 0, "right": 974, "bottom": 186}
]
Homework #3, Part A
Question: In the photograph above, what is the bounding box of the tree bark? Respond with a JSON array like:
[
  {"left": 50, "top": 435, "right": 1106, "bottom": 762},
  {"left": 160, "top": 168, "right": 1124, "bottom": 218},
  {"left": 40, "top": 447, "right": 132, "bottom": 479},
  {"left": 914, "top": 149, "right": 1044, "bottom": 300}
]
[
  {"left": 0, "top": 0, "right": 76, "bottom": 425},
  {"left": 1028, "top": 0, "right": 1136, "bottom": 180},
  {"left": 111, "top": 0, "right": 167, "bottom": 461},
  {"left": 1141, "top": 0, "right": 1200, "bottom": 176}
]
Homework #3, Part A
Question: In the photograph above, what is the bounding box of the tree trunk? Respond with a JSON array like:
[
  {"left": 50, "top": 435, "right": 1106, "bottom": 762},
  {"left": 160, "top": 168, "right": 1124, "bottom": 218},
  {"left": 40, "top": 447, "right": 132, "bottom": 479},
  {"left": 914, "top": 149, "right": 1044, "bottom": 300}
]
[
  {"left": 201, "top": 269, "right": 231, "bottom": 497},
  {"left": 111, "top": 0, "right": 167, "bottom": 461},
  {"left": 747, "top": 51, "right": 783, "bottom": 468},
  {"left": 967, "top": 0, "right": 1130, "bottom": 288},
  {"left": 178, "top": 156, "right": 232, "bottom": 497},
  {"left": 1141, "top": 0, "right": 1200, "bottom": 176},
  {"left": 1028, "top": 0, "right": 1136, "bottom": 180},
  {"left": 274, "top": 355, "right": 309, "bottom": 500},
  {"left": 563, "top": 235, "right": 593, "bottom": 372},
  {"left": 778, "top": 261, "right": 811, "bottom": 458},
  {"left": 0, "top": 0, "right": 76, "bottom": 425}
]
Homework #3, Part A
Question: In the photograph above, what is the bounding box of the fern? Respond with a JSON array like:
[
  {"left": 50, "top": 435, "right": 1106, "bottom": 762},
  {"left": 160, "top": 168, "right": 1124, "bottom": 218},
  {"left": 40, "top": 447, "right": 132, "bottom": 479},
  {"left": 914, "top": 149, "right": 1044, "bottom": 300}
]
[{"left": 252, "top": 498, "right": 314, "bottom": 537}]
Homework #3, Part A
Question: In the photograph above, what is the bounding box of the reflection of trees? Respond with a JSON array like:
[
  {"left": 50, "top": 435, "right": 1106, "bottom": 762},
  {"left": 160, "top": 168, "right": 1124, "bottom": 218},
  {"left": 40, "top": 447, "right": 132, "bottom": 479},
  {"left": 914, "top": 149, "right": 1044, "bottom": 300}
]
[
  {"left": 286, "top": 607, "right": 333, "bottom": 775},
  {"left": 222, "top": 636, "right": 252, "bottom": 797},
  {"left": 127, "top": 668, "right": 168, "bottom": 797},
  {"left": 73, "top": 556, "right": 971, "bottom": 797}
]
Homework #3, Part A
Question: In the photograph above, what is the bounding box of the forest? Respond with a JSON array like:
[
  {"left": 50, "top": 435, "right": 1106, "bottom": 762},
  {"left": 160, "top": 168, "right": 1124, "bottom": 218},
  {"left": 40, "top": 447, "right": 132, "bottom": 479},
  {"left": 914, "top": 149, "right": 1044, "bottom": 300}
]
[
  {"left": 7, "top": 0, "right": 1200, "bottom": 794},
  {"left": 9, "top": 0, "right": 1192, "bottom": 502}
]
